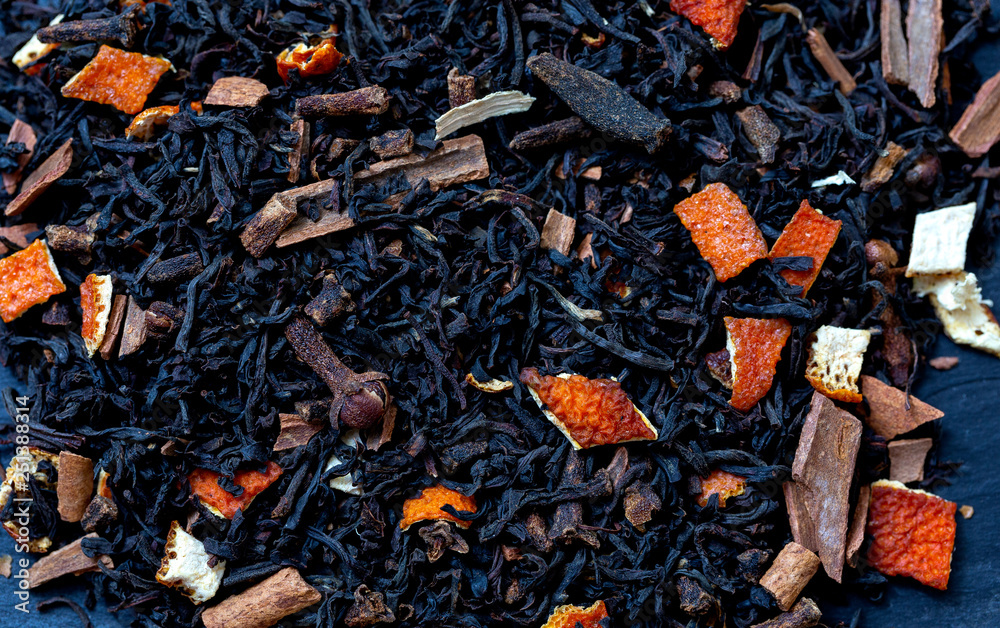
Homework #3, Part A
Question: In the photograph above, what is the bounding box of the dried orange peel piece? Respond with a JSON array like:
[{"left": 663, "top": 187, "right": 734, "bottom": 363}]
[
  {"left": 725, "top": 317, "right": 792, "bottom": 411},
  {"left": 399, "top": 485, "right": 477, "bottom": 530},
  {"left": 866, "top": 480, "right": 956, "bottom": 590},
  {"left": 0, "top": 239, "right": 66, "bottom": 323},
  {"left": 188, "top": 461, "right": 283, "bottom": 519},
  {"left": 804, "top": 325, "right": 871, "bottom": 403},
  {"left": 61, "top": 45, "right": 173, "bottom": 115},
  {"left": 768, "top": 200, "right": 842, "bottom": 296},
  {"left": 696, "top": 468, "right": 746, "bottom": 507},
  {"left": 519, "top": 368, "right": 658, "bottom": 449},
  {"left": 673, "top": 182, "right": 767, "bottom": 282},
  {"left": 80, "top": 273, "right": 113, "bottom": 358},
  {"left": 670, "top": 0, "right": 747, "bottom": 49},
  {"left": 541, "top": 600, "right": 609, "bottom": 628},
  {"left": 277, "top": 37, "right": 343, "bottom": 83},
  {"left": 126, "top": 102, "right": 202, "bottom": 140}
]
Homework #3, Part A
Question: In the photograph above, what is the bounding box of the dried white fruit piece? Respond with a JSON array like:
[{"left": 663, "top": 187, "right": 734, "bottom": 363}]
[
  {"left": 804, "top": 326, "right": 871, "bottom": 402},
  {"left": 915, "top": 272, "right": 1000, "bottom": 357},
  {"left": 156, "top": 521, "right": 225, "bottom": 605},
  {"left": 906, "top": 202, "right": 976, "bottom": 277}
]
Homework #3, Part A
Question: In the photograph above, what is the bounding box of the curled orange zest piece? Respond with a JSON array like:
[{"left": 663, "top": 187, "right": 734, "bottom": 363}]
[
  {"left": 768, "top": 200, "right": 842, "bottom": 296},
  {"left": 80, "top": 273, "right": 112, "bottom": 357},
  {"left": 725, "top": 317, "right": 792, "bottom": 411},
  {"left": 61, "top": 45, "right": 172, "bottom": 115},
  {"left": 0, "top": 239, "right": 66, "bottom": 323},
  {"left": 673, "top": 182, "right": 767, "bottom": 282},
  {"left": 277, "top": 38, "right": 343, "bottom": 82},
  {"left": 399, "top": 485, "right": 477, "bottom": 530},
  {"left": 696, "top": 468, "right": 746, "bottom": 507},
  {"left": 188, "top": 461, "right": 283, "bottom": 519},
  {"left": 670, "top": 0, "right": 746, "bottom": 49},
  {"left": 520, "top": 368, "right": 658, "bottom": 449},
  {"left": 125, "top": 102, "right": 201, "bottom": 140},
  {"left": 866, "top": 480, "right": 956, "bottom": 590},
  {"left": 541, "top": 600, "right": 609, "bottom": 628}
]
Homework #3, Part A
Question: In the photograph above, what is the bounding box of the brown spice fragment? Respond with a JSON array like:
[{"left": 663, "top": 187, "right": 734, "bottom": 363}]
[
  {"left": 750, "top": 598, "right": 821, "bottom": 628},
  {"left": 548, "top": 450, "right": 603, "bottom": 549},
  {"left": 861, "top": 142, "right": 909, "bottom": 192},
  {"left": 508, "top": 116, "right": 591, "bottom": 152},
  {"left": 241, "top": 195, "right": 298, "bottom": 258},
  {"left": 736, "top": 105, "right": 780, "bottom": 163},
  {"left": 708, "top": 80, "right": 741, "bottom": 103},
  {"left": 888, "top": 437, "right": 933, "bottom": 483},
  {"left": 118, "top": 296, "right": 148, "bottom": 357},
  {"left": 759, "top": 542, "right": 820, "bottom": 611},
  {"left": 539, "top": 208, "right": 576, "bottom": 257},
  {"left": 949, "top": 68, "right": 1000, "bottom": 157},
  {"left": 147, "top": 301, "right": 186, "bottom": 341},
  {"left": 99, "top": 294, "right": 127, "bottom": 360},
  {"left": 57, "top": 451, "right": 94, "bottom": 522},
  {"left": 204, "top": 76, "right": 270, "bottom": 107},
  {"left": 5, "top": 139, "right": 73, "bottom": 217},
  {"left": 202, "top": 567, "right": 321, "bottom": 628},
  {"left": 435, "top": 91, "right": 535, "bottom": 140},
  {"left": 959, "top": 505, "right": 974, "bottom": 519},
  {"left": 273, "top": 179, "right": 349, "bottom": 248},
  {"left": 787, "top": 391, "right": 862, "bottom": 582},
  {"left": 418, "top": 520, "right": 469, "bottom": 563},
  {"left": 805, "top": 29, "right": 856, "bottom": 95},
  {"left": 447, "top": 68, "right": 476, "bottom": 108},
  {"left": 906, "top": 0, "right": 943, "bottom": 108},
  {"left": 3, "top": 119, "right": 37, "bottom": 194},
  {"left": 45, "top": 224, "right": 95, "bottom": 264},
  {"left": 147, "top": 252, "right": 204, "bottom": 284},
  {"left": 345, "top": 585, "right": 395, "bottom": 627},
  {"left": 0, "top": 554, "right": 10, "bottom": 578},
  {"left": 623, "top": 482, "right": 661, "bottom": 532},
  {"left": 81, "top": 495, "right": 118, "bottom": 533},
  {"left": 880, "top": 0, "right": 909, "bottom": 85},
  {"left": 861, "top": 375, "right": 943, "bottom": 439},
  {"left": 288, "top": 119, "right": 309, "bottom": 183},
  {"left": 36, "top": 6, "right": 139, "bottom": 48},
  {"left": 0, "top": 223, "right": 39, "bottom": 256},
  {"left": 274, "top": 413, "right": 323, "bottom": 451},
  {"left": 929, "top": 355, "right": 959, "bottom": 370},
  {"left": 525, "top": 512, "right": 553, "bottom": 553},
  {"left": 295, "top": 86, "right": 391, "bottom": 118},
  {"left": 354, "top": 134, "right": 489, "bottom": 192},
  {"left": 370, "top": 128, "right": 414, "bottom": 160},
  {"left": 677, "top": 575, "right": 721, "bottom": 619},
  {"left": 305, "top": 272, "right": 354, "bottom": 326},
  {"left": 705, "top": 348, "right": 733, "bottom": 389},
  {"left": 846, "top": 485, "right": 870, "bottom": 568},
  {"left": 28, "top": 534, "right": 113, "bottom": 588}
]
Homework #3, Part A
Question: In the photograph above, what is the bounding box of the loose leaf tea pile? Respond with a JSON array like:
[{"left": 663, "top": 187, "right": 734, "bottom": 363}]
[{"left": 1, "top": 0, "right": 999, "bottom": 627}]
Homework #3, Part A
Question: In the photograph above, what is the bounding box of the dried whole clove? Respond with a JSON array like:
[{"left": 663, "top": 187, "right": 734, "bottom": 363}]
[
  {"left": 447, "top": 68, "right": 476, "bottom": 108},
  {"left": 45, "top": 223, "right": 94, "bottom": 264},
  {"left": 36, "top": 6, "right": 140, "bottom": 48},
  {"left": 345, "top": 585, "right": 395, "bottom": 627},
  {"left": 305, "top": 272, "right": 354, "bottom": 326},
  {"left": 508, "top": 116, "right": 592, "bottom": 151},
  {"left": 147, "top": 253, "right": 204, "bottom": 284}
]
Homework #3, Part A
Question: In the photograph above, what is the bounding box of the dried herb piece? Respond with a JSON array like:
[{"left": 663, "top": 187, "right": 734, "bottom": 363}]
[
  {"left": 768, "top": 200, "right": 842, "bottom": 296},
  {"left": 949, "top": 68, "right": 1000, "bottom": 157},
  {"left": 724, "top": 317, "right": 792, "bottom": 411},
  {"left": 759, "top": 542, "right": 821, "bottom": 611},
  {"left": 36, "top": 7, "right": 140, "bottom": 48},
  {"left": 888, "top": 438, "right": 933, "bottom": 483},
  {"left": 276, "top": 38, "right": 342, "bottom": 82},
  {"left": 0, "top": 239, "right": 66, "bottom": 323},
  {"left": 750, "top": 598, "right": 821, "bottom": 628},
  {"left": 447, "top": 68, "right": 476, "bottom": 108},
  {"left": 541, "top": 600, "right": 608, "bottom": 628},
  {"left": 56, "top": 451, "right": 94, "bottom": 523},
  {"left": 696, "top": 468, "right": 746, "bottom": 507},
  {"left": 508, "top": 116, "right": 592, "bottom": 152},
  {"left": 673, "top": 182, "right": 767, "bottom": 282},
  {"left": 98, "top": 294, "right": 127, "bottom": 360},
  {"left": 804, "top": 326, "right": 871, "bottom": 403},
  {"left": 861, "top": 142, "right": 909, "bottom": 191},
  {"left": 295, "top": 86, "right": 390, "bottom": 117},
  {"left": 204, "top": 77, "right": 270, "bottom": 107},
  {"left": 155, "top": 521, "right": 225, "bottom": 604},
  {"left": 399, "top": 485, "right": 477, "bottom": 530},
  {"left": 434, "top": 91, "right": 535, "bottom": 140},
  {"left": 880, "top": 0, "right": 909, "bottom": 85},
  {"left": 861, "top": 375, "right": 944, "bottom": 439},
  {"left": 5, "top": 138, "right": 73, "bottom": 217},
  {"left": 202, "top": 567, "right": 321, "bottom": 628},
  {"left": 624, "top": 482, "right": 661, "bottom": 532},
  {"left": 669, "top": 0, "right": 746, "bottom": 49},
  {"left": 805, "top": 29, "right": 856, "bottom": 95},
  {"left": 61, "top": 45, "right": 172, "bottom": 114},
  {"left": 2, "top": 119, "right": 36, "bottom": 194},
  {"left": 736, "top": 105, "right": 780, "bottom": 163},
  {"left": 28, "top": 534, "right": 113, "bottom": 588},
  {"left": 526, "top": 53, "right": 671, "bottom": 154},
  {"left": 539, "top": 208, "right": 576, "bottom": 257},
  {"left": 418, "top": 521, "right": 470, "bottom": 563},
  {"left": 188, "top": 461, "right": 282, "bottom": 519},
  {"left": 866, "top": 480, "right": 956, "bottom": 589},
  {"left": 274, "top": 413, "right": 324, "bottom": 451},
  {"left": 906, "top": 0, "right": 942, "bottom": 108}
]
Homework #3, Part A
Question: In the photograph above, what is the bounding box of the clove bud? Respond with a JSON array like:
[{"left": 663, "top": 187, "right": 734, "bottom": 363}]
[{"left": 339, "top": 380, "right": 390, "bottom": 429}]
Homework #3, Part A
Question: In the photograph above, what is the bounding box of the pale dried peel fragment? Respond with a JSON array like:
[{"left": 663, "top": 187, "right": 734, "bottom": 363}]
[
  {"left": 12, "top": 14, "right": 63, "bottom": 69},
  {"left": 804, "top": 326, "right": 871, "bottom": 402},
  {"left": 905, "top": 203, "right": 976, "bottom": 277},
  {"left": 434, "top": 91, "right": 535, "bottom": 140},
  {"left": 325, "top": 430, "right": 364, "bottom": 495},
  {"left": 914, "top": 272, "right": 1000, "bottom": 357},
  {"left": 156, "top": 521, "right": 226, "bottom": 605},
  {"left": 464, "top": 373, "right": 514, "bottom": 393}
]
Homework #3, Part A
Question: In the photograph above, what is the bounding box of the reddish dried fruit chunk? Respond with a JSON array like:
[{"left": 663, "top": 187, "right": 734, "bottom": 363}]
[
  {"left": 399, "top": 485, "right": 477, "bottom": 530},
  {"left": 80, "top": 273, "right": 113, "bottom": 357},
  {"left": 725, "top": 317, "right": 792, "bottom": 411},
  {"left": 769, "top": 200, "right": 842, "bottom": 296},
  {"left": 696, "top": 468, "right": 746, "bottom": 507},
  {"left": 866, "top": 480, "right": 956, "bottom": 590},
  {"left": 188, "top": 461, "right": 283, "bottom": 519},
  {"left": 0, "top": 239, "right": 66, "bottom": 323},
  {"left": 61, "top": 45, "right": 172, "bottom": 115},
  {"left": 520, "top": 368, "right": 658, "bottom": 449},
  {"left": 670, "top": 0, "right": 747, "bottom": 49},
  {"left": 277, "top": 38, "right": 343, "bottom": 83},
  {"left": 541, "top": 600, "right": 609, "bottom": 628},
  {"left": 673, "top": 183, "right": 767, "bottom": 282}
]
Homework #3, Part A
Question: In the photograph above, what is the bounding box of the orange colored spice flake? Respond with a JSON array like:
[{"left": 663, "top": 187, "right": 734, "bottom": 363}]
[
  {"left": 670, "top": 0, "right": 746, "bottom": 49},
  {"left": 188, "top": 461, "right": 283, "bottom": 519},
  {"left": 276, "top": 38, "right": 343, "bottom": 82},
  {"left": 541, "top": 601, "right": 609, "bottom": 628},
  {"left": 520, "top": 368, "right": 658, "bottom": 449},
  {"left": 696, "top": 468, "right": 746, "bottom": 507},
  {"left": 0, "top": 239, "right": 66, "bottom": 323},
  {"left": 399, "top": 485, "right": 477, "bottom": 530},
  {"left": 672, "top": 183, "right": 767, "bottom": 282},
  {"left": 61, "top": 45, "right": 172, "bottom": 115},
  {"left": 866, "top": 480, "right": 956, "bottom": 590},
  {"left": 768, "top": 200, "right": 842, "bottom": 296},
  {"left": 725, "top": 317, "right": 792, "bottom": 411}
]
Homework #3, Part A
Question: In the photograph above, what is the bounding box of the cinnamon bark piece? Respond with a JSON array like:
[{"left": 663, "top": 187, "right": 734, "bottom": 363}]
[
  {"left": 861, "top": 142, "right": 909, "bottom": 192},
  {"left": 118, "top": 296, "right": 148, "bottom": 357},
  {"left": 880, "top": 0, "right": 909, "bottom": 85},
  {"left": 447, "top": 68, "right": 476, "bottom": 108},
  {"left": 888, "top": 437, "right": 933, "bottom": 483},
  {"left": 99, "top": 294, "right": 127, "bottom": 360},
  {"left": 295, "top": 86, "right": 390, "bottom": 117},
  {"left": 28, "top": 534, "right": 113, "bottom": 588},
  {"left": 274, "top": 413, "right": 324, "bottom": 451},
  {"left": 861, "top": 375, "right": 943, "bottom": 439},
  {"left": 354, "top": 134, "right": 489, "bottom": 191},
  {"left": 759, "top": 542, "right": 821, "bottom": 611},
  {"left": 274, "top": 180, "right": 349, "bottom": 248},
  {"left": 539, "top": 208, "right": 576, "bottom": 257},
  {"left": 750, "top": 598, "right": 821, "bottom": 628},
  {"left": 288, "top": 119, "right": 310, "bottom": 183},
  {"left": 3, "top": 119, "right": 37, "bottom": 194},
  {"left": 805, "top": 29, "right": 856, "bottom": 95},
  {"left": 949, "top": 68, "right": 1000, "bottom": 157},
  {"left": 846, "top": 485, "right": 871, "bottom": 568},
  {"left": 204, "top": 77, "right": 270, "bottom": 107},
  {"left": 5, "top": 139, "right": 73, "bottom": 217},
  {"left": 57, "top": 451, "right": 94, "bottom": 522},
  {"left": 240, "top": 195, "right": 297, "bottom": 258},
  {"left": 0, "top": 223, "right": 38, "bottom": 256},
  {"left": 201, "top": 567, "right": 321, "bottom": 628},
  {"left": 787, "top": 391, "right": 862, "bottom": 582},
  {"left": 906, "top": 0, "right": 942, "bottom": 108}
]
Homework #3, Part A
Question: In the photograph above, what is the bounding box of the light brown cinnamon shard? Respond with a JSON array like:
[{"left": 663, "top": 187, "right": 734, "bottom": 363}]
[
  {"left": 888, "top": 437, "right": 933, "bottom": 483},
  {"left": 787, "top": 391, "right": 861, "bottom": 582},
  {"left": 202, "top": 566, "right": 322, "bottom": 628},
  {"left": 736, "top": 105, "right": 780, "bottom": 163},
  {"left": 0, "top": 223, "right": 38, "bottom": 256},
  {"left": 539, "top": 208, "right": 576, "bottom": 257},
  {"left": 805, "top": 29, "right": 856, "bottom": 95},
  {"left": 354, "top": 134, "right": 489, "bottom": 192},
  {"left": 241, "top": 195, "right": 298, "bottom": 258},
  {"left": 274, "top": 413, "right": 324, "bottom": 451},
  {"left": 118, "top": 296, "right": 148, "bottom": 357},
  {"left": 861, "top": 142, "right": 909, "bottom": 192},
  {"left": 99, "top": 294, "right": 128, "bottom": 360},
  {"left": 28, "top": 534, "right": 113, "bottom": 588},
  {"left": 949, "top": 68, "right": 1000, "bottom": 157},
  {"left": 275, "top": 180, "right": 349, "bottom": 248},
  {"left": 929, "top": 355, "right": 959, "bottom": 370},
  {"left": 295, "top": 86, "right": 391, "bottom": 118},
  {"left": 5, "top": 139, "right": 73, "bottom": 217},
  {"left": 448, "top": 68, "right": 476, "bottom": 108},
  {"left": 3, "top": 119, "right": 37, "bottom": 194},
  {"left": 845, "top": 485, "right": 870, "bottom": 568},
  {"left": 288, "top": 119, "right": 310, "bottom": 183},
  {"left": 906, "top": 0, "right": 942, "bottom": 108},
  {"left": 861, "top": 375, "right": 943, "bottom": 439},
  {"left": 759, "top": 542, "right": 821, "bottom": 611},
  {"left": 750, "top": 598, "right": 821, "bottom": 628},
  {"left": 204, "top": 77, "right": 269, "bottom": 107},
  {"left": 57, "top": 451, "right": 94, "bottom": 522},
  {"left": 880, "top": 0, "right": 909, "bottom": 85}
]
